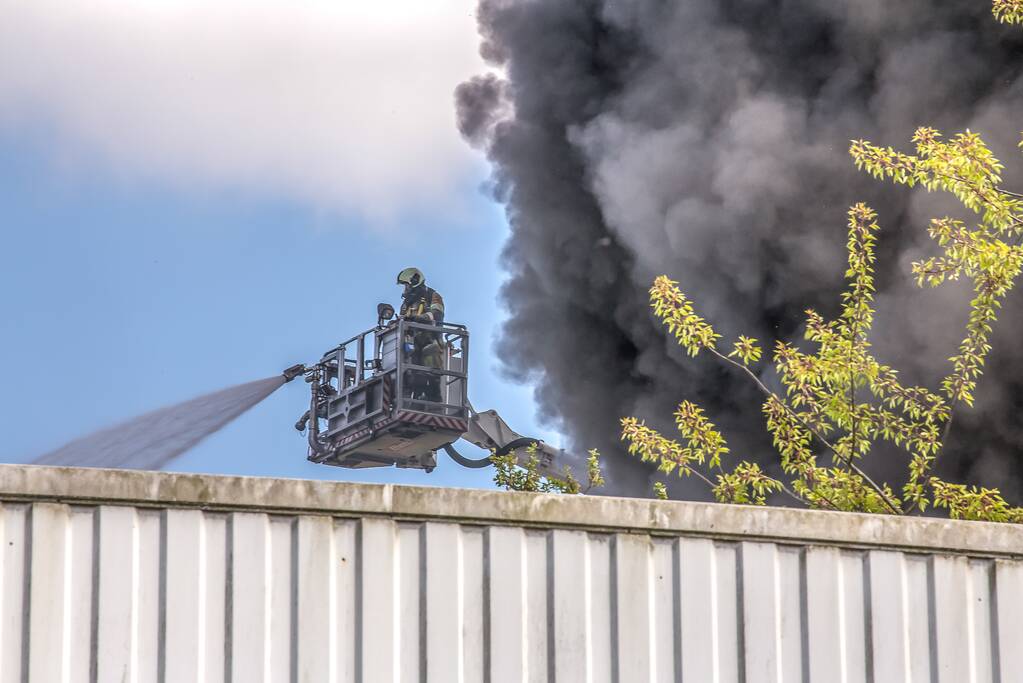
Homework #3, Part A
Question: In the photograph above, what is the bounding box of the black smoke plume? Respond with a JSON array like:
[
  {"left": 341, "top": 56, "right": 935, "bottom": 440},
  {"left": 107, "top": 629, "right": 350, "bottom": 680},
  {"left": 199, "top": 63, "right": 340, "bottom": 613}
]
[{"left": 458, "top": 0, "right": 1023, "bottom": 498}]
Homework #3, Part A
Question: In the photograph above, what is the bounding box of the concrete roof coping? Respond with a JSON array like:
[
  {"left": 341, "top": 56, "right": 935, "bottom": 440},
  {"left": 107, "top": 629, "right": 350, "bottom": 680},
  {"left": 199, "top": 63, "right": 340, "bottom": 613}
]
[{"left": 1, "top": 463, "right": 1021, "bottom": 558}]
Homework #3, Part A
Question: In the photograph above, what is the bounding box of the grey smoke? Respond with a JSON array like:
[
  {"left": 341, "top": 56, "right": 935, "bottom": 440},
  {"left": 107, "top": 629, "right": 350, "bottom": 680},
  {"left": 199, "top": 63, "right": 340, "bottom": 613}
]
[
  {"left": 35, "top": 376, "right": 285, "bottom": 471},
  {"left": 458, "top": 0, "right": 1023, "bottom": 498}
]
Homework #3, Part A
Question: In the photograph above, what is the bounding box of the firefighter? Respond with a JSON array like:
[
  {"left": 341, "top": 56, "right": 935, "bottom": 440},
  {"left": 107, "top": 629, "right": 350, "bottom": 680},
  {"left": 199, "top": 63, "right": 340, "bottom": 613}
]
[{"left": 396, "top": 267, "right": 445, "bottom": 402}]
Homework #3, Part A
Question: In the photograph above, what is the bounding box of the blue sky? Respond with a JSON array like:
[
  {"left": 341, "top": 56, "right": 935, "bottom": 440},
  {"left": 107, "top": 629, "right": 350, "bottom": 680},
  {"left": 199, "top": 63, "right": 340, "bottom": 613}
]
[{"left": 0, "top": 2, "right": 557, "bottom": 489}]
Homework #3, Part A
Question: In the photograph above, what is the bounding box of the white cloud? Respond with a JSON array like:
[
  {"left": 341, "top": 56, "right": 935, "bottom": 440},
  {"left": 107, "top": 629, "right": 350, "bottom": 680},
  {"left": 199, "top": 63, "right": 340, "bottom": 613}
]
[{"left": 0, "top": 0, "right": 487, "bottom": 220}]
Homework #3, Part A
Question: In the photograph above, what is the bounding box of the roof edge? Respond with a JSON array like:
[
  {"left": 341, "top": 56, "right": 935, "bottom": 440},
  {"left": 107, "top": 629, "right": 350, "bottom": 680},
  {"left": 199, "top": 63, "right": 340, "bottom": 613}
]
[{"left": 1, "top": 463, "right": 1021, "bottom": 557}]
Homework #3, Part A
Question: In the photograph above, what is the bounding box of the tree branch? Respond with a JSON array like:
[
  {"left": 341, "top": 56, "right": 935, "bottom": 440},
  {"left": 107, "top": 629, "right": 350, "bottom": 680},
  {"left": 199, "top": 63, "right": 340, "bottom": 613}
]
[{"left": 708, "top": 347, "right": 903, "bottom": 515}]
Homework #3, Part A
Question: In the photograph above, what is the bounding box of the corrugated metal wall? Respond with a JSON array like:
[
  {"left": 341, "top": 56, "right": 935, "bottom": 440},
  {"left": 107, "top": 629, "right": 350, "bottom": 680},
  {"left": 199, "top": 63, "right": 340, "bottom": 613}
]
[{"left": 2, "top": 498, "right": 1022, "bottom": 682}]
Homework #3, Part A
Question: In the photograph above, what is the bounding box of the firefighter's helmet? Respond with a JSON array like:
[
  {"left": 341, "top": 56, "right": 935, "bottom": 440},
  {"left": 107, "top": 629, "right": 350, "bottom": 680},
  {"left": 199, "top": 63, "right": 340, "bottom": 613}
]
[{"left": 396, "top": 267, "right": 425, "bottom": 293}]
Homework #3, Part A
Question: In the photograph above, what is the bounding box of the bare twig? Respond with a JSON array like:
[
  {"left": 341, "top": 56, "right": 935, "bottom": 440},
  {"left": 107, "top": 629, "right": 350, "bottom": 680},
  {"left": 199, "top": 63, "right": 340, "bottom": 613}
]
[{"left": 689, "top": 467, "right": 718, "bottom": 490}]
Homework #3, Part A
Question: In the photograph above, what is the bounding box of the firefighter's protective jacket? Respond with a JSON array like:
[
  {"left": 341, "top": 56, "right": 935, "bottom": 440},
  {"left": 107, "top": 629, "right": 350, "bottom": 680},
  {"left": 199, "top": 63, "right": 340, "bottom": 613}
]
[
  {"left": 400, "top": 287, "right": 445, "bottom": 401},
  {"left": 400, "top": 287, "right": 445, "bottom": 323}
]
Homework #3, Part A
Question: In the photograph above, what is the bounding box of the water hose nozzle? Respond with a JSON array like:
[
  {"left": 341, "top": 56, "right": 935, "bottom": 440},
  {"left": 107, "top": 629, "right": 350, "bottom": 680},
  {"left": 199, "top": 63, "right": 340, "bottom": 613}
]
[{"left": 282, "top": 364, "right": 306, "bottom": 382}]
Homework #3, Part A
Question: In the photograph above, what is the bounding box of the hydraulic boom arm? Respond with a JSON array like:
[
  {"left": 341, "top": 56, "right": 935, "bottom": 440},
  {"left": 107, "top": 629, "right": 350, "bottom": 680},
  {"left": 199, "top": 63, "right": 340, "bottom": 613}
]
[{"left": 443, "top": 405, "right": 569, "bottom": 476}]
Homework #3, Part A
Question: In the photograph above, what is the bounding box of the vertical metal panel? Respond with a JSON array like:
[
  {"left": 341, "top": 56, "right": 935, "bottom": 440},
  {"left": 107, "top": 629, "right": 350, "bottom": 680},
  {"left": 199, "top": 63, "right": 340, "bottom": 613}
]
[
  {"left": 680, "top": 538, "right": 745, "bottom": 683},
  {"left": 775, "top": 545, "right": 805, "bottom": 681},
  {"left": 550, "top": 529, "right": 590, "bottom": 683},
  {"left": 95, "top": 505, "right": 137, "bottom": 681},
  {"left": 995, "top": 558, "right": 1023, "bottom": 680},
  {"left": 806, "top": 545, "right": 868, "bottom": 682},
  {"left": 268, "top": 516, "right": 295, "bottom": 683},
  {"left": 741, "top": 541, "right": 783, "bottom": 683},
  {"left": 295, "top": 514, "right": 336, "bottom": 683},
  {"left": 460, "top": 526, "right": 486, "bottom": 683},
  {"left": 487, "top": 526, "right": 527, "bottom": 683},
  {"left": 1, "top": 496, "right": 1021, "bottom": 683},
  {"left": 163, "top": 508, "right": 207, "bottom": 683},
  {"left": 66, "top": 507, "right": 95, "bottom": 683},
  {"left": 614, "top": 532, "right": 653, "bottom": 682},
  {"left": 523, "top": 530, "right": 550, "bottom": 681},
  {"left": 714, "top": 541, "right": 743, "bottom": 683},
  {"left": 334, "top": 518, "right": 358, "bottom": 683},
  {"left": 137, "top": 510, "right": 161, "bottom": 683},
  {"left": 360, "top": 517, "right": 398, "bottom": 682},
  {"left": 203, "top": 513, "right": 229, "bottom": 683},
  {"left": 29, "top": 503, "right": 71, "bottom": 683},
  {"left": 967, "top": 560, "right": 996, "bottom": 683},
  {"left": 397, "top": 523, "right": 422, "bottom": 683},
  {"left": 839, "top": 550, "right": 869, "bottom": 683},
  {"left": 805, "top": 545, "right": 841, "bottom": 681},
  {"left": 0, "top": 504, "right": 27, "bottom": 683},
  {"left": 902, "top": 553, "right": 934, "bottom": 681},
  {"left": 932, "top": 555, "right": 973, "bottom": 683},
  {"left": 679, "top": 537, "right": 722, "bottom": 682},
  {"left": 650, "top": 538, "right": 677, "bottom": 682},
  {"left": 229, "top": 512, "right": 272, "bottom": 682},
  {"left": 586, "top": 533, "right": 613, "bottom": 683},
  {"left": 425, "top": 521, "right": 461, "bottom": 682},
  {"left": 866, "top": 550, "right": 910, "bottom": 682}
]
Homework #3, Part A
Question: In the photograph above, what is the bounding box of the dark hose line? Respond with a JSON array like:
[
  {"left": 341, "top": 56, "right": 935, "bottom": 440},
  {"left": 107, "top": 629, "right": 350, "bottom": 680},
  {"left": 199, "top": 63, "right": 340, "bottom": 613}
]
[
  {"left": 443, "top": 444, "right": 493, "bottom": 469},
  {"left": 493, "top": 437, "right": 539, "bottom": 457}
]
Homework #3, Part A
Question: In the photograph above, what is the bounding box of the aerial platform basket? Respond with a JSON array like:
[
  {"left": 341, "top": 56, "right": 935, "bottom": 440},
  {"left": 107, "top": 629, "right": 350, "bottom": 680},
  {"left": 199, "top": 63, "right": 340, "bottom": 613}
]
[
  {"left": 300, "top": 317, "right": 470, "bottom": 471},
  {"left": 282, "top": 303, "right": 571, "bottom": 476}
]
